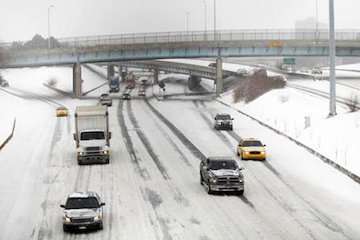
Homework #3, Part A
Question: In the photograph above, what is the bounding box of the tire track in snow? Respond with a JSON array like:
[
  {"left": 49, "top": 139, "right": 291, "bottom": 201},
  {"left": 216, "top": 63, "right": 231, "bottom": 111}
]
[
  {"left": 126, "top": 101, "right": 170, "bottom": 180},
  {"left": 128, "top": 100, "right": 190, "bottom": 207},
  {"left": 200, "top": 101, "right": 352, "bottom": 240},
  {"left": 117, "top": 100, "right": 150, "bottom": 180},
  {"left": 144, "top": 99, "right": 206, "bottom": 161}
]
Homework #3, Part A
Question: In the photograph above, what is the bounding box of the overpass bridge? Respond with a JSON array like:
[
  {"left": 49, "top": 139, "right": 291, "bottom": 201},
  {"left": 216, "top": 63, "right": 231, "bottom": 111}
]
[{"left": 1, "top": 29, "right": 360, "bottom": 96}]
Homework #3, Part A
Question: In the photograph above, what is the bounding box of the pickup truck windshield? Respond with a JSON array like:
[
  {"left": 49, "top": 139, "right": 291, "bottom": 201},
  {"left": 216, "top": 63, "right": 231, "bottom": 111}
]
[
  {"left": 65, "top": 197, "right": 99, "bottom": 209},
  {"left": 209, "top": 160, "right": 237, "bottom": 170},
  {"left": 80, "top": 131, "right": 105, "bottom": 140}
]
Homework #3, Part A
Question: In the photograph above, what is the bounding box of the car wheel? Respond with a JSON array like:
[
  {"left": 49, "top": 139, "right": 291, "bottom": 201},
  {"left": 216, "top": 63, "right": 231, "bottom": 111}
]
[
  {"left": 207, "top": 181, "right": 213, "bottom": 194},
  {"left": 63, "top": 225, "right": 70, "bottom": 232},
  {"left": 98, "top": 222, "right": 103, "bottom": 230}
]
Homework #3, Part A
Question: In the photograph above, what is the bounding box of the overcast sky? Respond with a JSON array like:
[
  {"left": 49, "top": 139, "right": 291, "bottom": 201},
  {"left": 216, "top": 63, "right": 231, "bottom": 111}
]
[{"left": 0, "top": 0, "right": 359, "bottom": 42}]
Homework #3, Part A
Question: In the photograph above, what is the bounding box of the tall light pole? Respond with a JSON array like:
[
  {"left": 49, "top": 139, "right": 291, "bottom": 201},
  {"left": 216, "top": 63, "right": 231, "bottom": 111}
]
[
  {"left": 48, "top": 5, "right": 55, "bottom": 49},
  {"left": 213, "top": 0, "right": 216, "bottom": 41},
  {"left": 185, "top": 11, "right": 190, "bottom": 33},
  {"left": 315, "top": 0, "right": 319, "bottom": 39},
  {"left": 329, "top": 0, "right": 336, "bottom": 116},
  {"left": 202, "top": 0, "right": 207, "bottom": 34}
]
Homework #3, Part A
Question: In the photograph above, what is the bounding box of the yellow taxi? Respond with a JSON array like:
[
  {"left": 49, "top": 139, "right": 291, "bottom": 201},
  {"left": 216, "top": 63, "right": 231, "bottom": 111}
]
[
  {"left": 237, "top": 138, "right": 266, "bottom": 160},
  {"left": 56, "top": 106, "right": 69, "bottom": 117}
]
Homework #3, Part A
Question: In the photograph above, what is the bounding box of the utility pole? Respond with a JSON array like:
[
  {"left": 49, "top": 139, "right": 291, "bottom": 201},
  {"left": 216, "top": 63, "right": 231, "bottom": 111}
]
[
  {"left": 329, "top": 0, "right": 337, "bottom": 116},
  {"left": 202, "top": 0, "right": 207, "bottom": 35},
  {"left": 315, "top": 0, "right": 319, "bottom": 40},
  {"left": 186, "top": 11, "right": 190, "bottom": 33},
  {"left": 48, "top": 5, "right": 55, "bottom": 49},
  {"left": 213, "top": 0, "right": 216, "bottom": 41}
]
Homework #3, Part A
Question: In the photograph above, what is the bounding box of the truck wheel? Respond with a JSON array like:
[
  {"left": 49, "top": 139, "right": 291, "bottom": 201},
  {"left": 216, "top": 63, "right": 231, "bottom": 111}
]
[
  {"left": 77, "top": 159, "right": 83, "bottom": 165},
  {"left": 237, "top": 151, "right": 240, "bottom": 156},
  {"left": 105, "top": 158, "right": 110, "bottom": 164},
  {"left": 200, "top": 173, "right": 204, "bottom": 185},
  {"left": 238, "top": 190, "right": 244, "bottom": 195}
]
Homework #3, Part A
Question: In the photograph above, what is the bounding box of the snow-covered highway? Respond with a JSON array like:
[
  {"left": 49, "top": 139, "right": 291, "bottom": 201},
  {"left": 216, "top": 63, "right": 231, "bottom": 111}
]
[{"left": 1, "top": 67, "right": 360, "bottom": 240}]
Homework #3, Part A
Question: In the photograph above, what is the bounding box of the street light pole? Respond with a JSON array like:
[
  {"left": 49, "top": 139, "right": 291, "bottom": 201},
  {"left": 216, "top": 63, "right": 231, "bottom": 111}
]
[
  {"left": 48, "top": 5, "right": 54, "bottom": 49},
  {"left": 202, "top": 0, "right": 207, "bottom": 34},
  {"left": 186, "top": 11, "right": 190, "bottom": 33},
  {"left": 213, "top": 0, "right": 216, "bottom": 41},
  {"left": 329, "top": 0, "right": 337, "bottom": 116}
]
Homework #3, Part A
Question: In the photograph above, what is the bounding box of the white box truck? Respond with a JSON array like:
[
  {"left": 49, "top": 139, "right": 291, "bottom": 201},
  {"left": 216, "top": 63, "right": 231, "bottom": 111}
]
[{"left": 73, "top": 105, "right": 111, "bottom": 165}]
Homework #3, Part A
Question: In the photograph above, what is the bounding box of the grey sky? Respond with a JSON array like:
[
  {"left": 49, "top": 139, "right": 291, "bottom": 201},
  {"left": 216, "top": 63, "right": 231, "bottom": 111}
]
[{"left": 0, "top": 0, "right": 359, "bottom": 42}]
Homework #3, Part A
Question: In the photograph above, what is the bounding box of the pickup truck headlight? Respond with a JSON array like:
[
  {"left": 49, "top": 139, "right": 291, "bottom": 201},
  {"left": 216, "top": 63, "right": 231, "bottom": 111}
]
[
  {"left": 64, "top": 216, "right": 71, "bottom": 223},
  {"left": 102, "top": 150, "right": 109, "bottom": 155},
  {"left": 209, "top": 176, "right": 217, "bottom": 183},
  {"left": 94, "top": 214, "right": 102, "bottom": 221},
  {"left": 239, "top": 179, "right": 244, "bottom": 183},
  {"left": 78, "top": 152, "right": 84, "bottom": 156}
]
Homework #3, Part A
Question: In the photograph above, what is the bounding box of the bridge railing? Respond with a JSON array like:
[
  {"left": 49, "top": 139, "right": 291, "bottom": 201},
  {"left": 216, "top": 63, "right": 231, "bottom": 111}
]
[{"left": 1, "top": 29, "right": 360, "bottom": 50}]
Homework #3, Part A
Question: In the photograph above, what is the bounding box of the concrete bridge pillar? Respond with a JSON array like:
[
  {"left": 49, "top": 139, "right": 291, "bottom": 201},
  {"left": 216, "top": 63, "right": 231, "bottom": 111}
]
[
  {"left": 188, "top": 75, "right": 202, "bottom": 90},
  {"left": 216, "top": 57, "right": 223, "bottom": 96},
  {"left": 154, "top": 69, "right": 159, "bottom": 84},
  {"left": 107, "top": 64, "right": 115, "bottom": 80},
  {"left": 118, "top": 65, "right": 123, "bottom": 80},
  {"left": 73, "top": 63, "right": 82, "bottom": 97}
]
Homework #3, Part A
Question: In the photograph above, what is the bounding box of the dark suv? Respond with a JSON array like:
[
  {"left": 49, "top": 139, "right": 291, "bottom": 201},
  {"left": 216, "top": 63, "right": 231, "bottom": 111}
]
[
  {"left": 214, "top": 114, "right": 233, "bottom": 130},
  {"left": 60, "top": 192, "right": 105, "bottom": 232},
  {"left": 200, "top": 157, "right": 244, "bottom": 195}
]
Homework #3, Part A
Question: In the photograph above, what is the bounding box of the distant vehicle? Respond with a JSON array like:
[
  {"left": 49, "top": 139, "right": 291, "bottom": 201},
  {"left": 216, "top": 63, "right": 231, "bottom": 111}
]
[
  {"left": 56, "top": 106, "right": 69, "bottom": 117},
  {"left": 140, "top": 79, "right": 148, "bottom": 85},
  {"left": 99, "top": 93, "right": 112, "bottom": 107},
  {"left": 0, "top": 77, "right": 9, "bottom": 87},
  {"left": 236, "top": 68, "right": 249, "bottom": 76},
  {"left": 200, "top": 157, "right": 244, "bottom": 195},
  {"left": 122, "top": 93, "right": 131, "bottom": 100},
  {"left": 60, "top": 192, "right": 105, "bottom": 232},
  {"left": 138, "top": 88, "right": 146, "bottom": 97},
  {"left": 214, "top": 114, "right": 233, "bottom": 130},
  {"left": 73, "top": 105, "right": 111, "bottom": 165},
  {"left": 109, "top": 76, "right": 120, "bottom": 93},
  {"left": 311, "top": 68, "right": 323, "bottom": 75},
  {"left": 237, "top": 138, "right": 266, "bottom": 161}
]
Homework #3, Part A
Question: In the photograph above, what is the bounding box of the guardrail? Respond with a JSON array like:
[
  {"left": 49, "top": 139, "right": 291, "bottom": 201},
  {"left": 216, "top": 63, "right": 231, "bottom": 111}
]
[
  {"left": 0, "top": 118, "right": 16, "bottom": 151},
  {"left": 1, "top": 29, "right": 360, "bottom": 50}
]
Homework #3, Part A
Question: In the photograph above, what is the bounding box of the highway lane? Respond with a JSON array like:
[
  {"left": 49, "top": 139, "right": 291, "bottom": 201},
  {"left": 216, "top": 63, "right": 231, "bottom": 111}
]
[{"left": 1, "top": 80, "right": 360, "bottom": 239}]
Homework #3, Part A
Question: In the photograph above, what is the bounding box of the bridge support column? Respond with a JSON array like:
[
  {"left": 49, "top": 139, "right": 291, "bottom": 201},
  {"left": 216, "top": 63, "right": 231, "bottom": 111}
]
[
  {"left": 107, "top": 64, "right": 115, "bottom": 80},
  {"left": 216, "top": 57, "right": 223, "bottom": 96},
  {"left": 73, "top": 63, "right": 82, "bottom": 98},
  {"left": 154, "top": 69, "right": 159, "bottom": 84},
  {"left": 118, "top": 65, "right": 123, "bottom": 80},
  {"left": 188, "top": 75, "right": 202, "bottom": 90}
]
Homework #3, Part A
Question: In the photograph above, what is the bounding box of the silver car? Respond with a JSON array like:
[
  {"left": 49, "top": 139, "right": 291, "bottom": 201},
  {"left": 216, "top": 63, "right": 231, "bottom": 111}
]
[{"left": 60, "top": 192, "right": 105, "bottom": 232}]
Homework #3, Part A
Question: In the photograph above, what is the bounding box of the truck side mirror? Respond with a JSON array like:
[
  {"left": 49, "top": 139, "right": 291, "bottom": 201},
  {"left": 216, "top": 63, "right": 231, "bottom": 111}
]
[
  {"left": 73, "top": 133, "right": 77, "bottom": 141},
  {"left": 239, "top": 167, "right": 244, "bottom": 171},
  {"left": 60, "top": 204, "right": 65, "bottom": 208},
  {"left": 101, "top": 202, "right": 106, "bottom": 206},
  {"left": 109, "top": 132, "right": 112, "bottom": 139},
  {"left": 231, "top": 118, "right": 234, "bottom": 120}
]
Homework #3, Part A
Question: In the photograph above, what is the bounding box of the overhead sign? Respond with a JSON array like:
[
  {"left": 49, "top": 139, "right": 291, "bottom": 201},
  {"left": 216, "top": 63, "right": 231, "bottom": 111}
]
[{"left": 283, "top": 58, "right": 296, "bottom": 65}]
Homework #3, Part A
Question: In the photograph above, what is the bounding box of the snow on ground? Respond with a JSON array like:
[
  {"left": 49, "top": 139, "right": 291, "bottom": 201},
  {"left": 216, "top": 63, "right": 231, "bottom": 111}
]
[{"left": 1, "top": 64, "right": 360, "bottom": 239}]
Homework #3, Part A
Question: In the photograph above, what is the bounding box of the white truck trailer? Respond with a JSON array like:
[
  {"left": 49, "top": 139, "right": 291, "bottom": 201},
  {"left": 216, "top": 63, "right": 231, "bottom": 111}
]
[{"left": 73, "top": 105, "right": 111, "bottom": 165}]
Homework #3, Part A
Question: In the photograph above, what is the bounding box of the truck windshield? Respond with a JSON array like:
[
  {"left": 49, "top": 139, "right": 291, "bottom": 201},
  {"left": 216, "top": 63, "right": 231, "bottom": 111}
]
[
  {"left": 65, "top": 197, "right": 99, "bottom": 209},
  {"left": 209, "top": 160, "right": 237, "bottom": 170},
  {"left": 216, "top": 115, "right": 231, "bottom": 120},
  {"left": 80, "top": 131, "right": 105, "bottom": 140}
]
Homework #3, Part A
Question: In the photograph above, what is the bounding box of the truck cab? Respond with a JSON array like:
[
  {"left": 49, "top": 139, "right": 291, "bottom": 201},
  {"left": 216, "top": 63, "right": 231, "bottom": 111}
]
[
  {"left": 214, "top": 114, "right": 234, "bottom": 131},
  {"left": 74, "top": 106, "right": 111, "bottom": 165}
]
